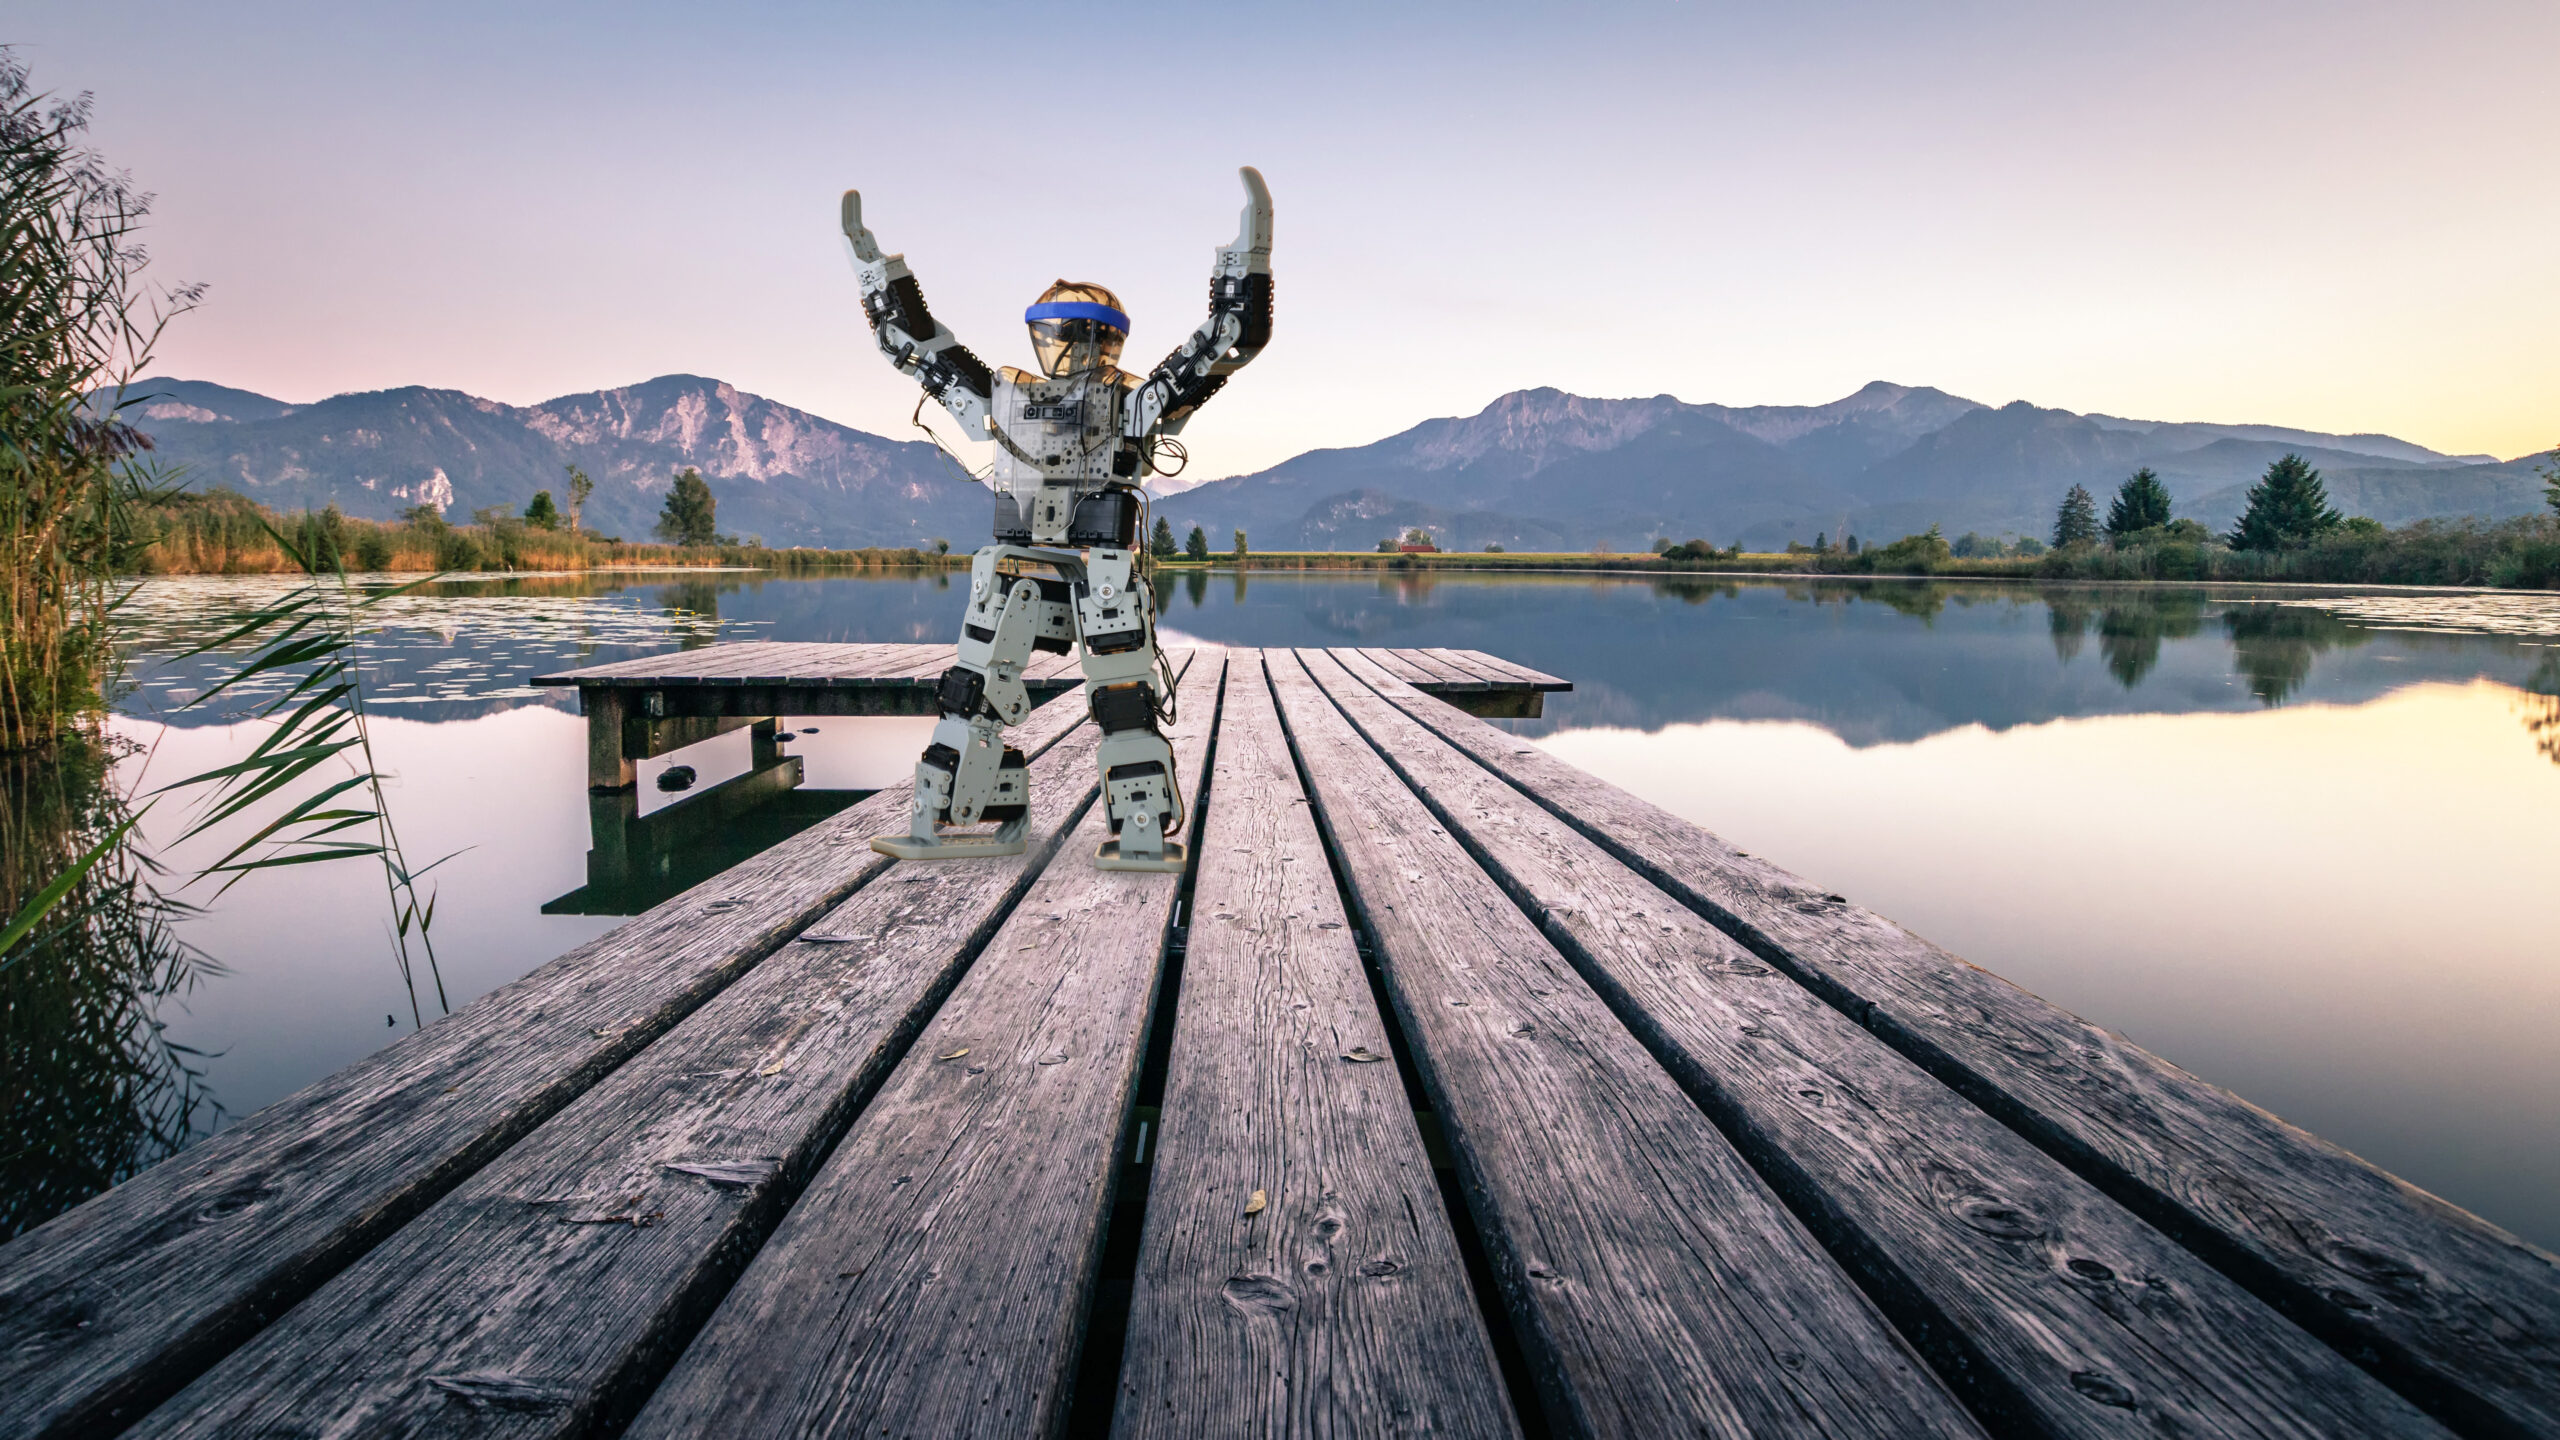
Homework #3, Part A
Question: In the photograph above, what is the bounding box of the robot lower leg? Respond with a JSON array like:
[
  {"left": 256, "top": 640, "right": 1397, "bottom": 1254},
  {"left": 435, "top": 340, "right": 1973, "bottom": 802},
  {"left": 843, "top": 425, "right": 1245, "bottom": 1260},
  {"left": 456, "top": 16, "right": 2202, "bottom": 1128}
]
[
  {"left": 870, "top": 546, "right": 1069, "bottom": 862},
  {"left": 1077, "top": 549, "right": 1185, "bottom": 873}
]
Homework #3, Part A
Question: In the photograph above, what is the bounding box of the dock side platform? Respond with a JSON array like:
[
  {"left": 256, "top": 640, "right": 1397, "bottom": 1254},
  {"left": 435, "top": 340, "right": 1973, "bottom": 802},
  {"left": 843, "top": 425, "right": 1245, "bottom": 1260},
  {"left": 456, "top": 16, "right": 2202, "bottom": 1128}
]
[{"left": 532, "top": 642, "right": 1570, "bottom": 789}]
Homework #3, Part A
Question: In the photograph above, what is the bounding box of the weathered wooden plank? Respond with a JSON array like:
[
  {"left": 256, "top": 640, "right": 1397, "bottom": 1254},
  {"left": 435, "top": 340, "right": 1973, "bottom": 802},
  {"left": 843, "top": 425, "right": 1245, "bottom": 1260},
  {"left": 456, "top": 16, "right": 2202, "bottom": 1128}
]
[
  {"left": 1437, "top": 649, "right": 1568, "bottom": 690},
  {"left": 1303, "top": 649, "right": 2446, "bottom": 1439},
  {"left": 137, "top": 724, "right": 1131, "bottom": 1437},
  {"left": 1329, "top": 650, "right": 2560, "bottom": 1439},
  {"left": 734, "top": 641, "right": 898, "bottom": 683},
  {"left": 533, "top": 641, "right": 868, "bottom": 688},
  {"left": 1374, "top": 648, "right": 1485, "bottom": 689},
  {"left": 0, "top": 684, "right": 1103, "bottom": 1440},
  {"left": 1113, "top": 654, "right": 1519, "bottom": 1440},
  {"left": 1417, "top": 648, "right": 1519, "bottom": 687},
  {"left": 1352, "top": 647, "right": 1443, "bottom": 688},
  {"left": 626, "top": 654, "right": 1226, "bottom": 1439},
  {"left": 1026, "top": 648, "right": 1089, "bottom": 682},
  {"left": 1262, "top": 650, "right": 1982, "bottom": 1439}
]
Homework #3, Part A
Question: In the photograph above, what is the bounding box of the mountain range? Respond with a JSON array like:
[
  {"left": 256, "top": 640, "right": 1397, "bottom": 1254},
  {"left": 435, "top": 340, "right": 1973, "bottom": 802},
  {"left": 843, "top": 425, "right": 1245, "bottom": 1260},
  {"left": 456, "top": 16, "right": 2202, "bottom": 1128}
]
[
  {"left": 117, "top": 375, "right": 986, "bottom": 548},
  {"left": 1161, "top": 382, "right": 2548, "bottom": 552},
  {"left": 118, "top": 375, "right": 2547, "bottom": 552}
]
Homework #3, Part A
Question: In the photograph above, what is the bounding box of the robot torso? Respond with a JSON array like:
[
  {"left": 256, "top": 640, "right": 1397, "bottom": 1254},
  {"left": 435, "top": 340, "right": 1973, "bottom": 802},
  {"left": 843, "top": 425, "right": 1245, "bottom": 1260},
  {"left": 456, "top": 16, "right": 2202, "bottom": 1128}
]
[{"left": 990, "top": 365, "right": 1144, "bottom": 547}]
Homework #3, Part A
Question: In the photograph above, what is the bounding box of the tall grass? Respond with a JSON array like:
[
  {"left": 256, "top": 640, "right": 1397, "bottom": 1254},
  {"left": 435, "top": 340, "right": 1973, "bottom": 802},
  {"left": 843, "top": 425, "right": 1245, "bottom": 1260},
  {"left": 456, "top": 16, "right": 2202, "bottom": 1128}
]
[
  {"left": 0, "top": 50, "right": 199, "bottom": 750},
  {"left": 157, "top": 525, "right": 461, "bottom": 1024}
]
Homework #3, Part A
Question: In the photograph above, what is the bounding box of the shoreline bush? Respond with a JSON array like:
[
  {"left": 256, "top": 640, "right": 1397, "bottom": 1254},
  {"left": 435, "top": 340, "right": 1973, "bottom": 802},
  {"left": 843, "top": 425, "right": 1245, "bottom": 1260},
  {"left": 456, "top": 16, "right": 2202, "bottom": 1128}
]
[{"left": 115, "top": 488, "right": 965, "bottom": 575}]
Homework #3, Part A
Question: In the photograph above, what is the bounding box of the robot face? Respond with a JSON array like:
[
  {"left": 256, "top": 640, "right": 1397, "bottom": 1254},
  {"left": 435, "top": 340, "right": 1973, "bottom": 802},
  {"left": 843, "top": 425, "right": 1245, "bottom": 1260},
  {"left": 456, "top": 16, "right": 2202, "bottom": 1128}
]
[{"left": 1025, "top": 280, "right": 1128, "bottom": 378}]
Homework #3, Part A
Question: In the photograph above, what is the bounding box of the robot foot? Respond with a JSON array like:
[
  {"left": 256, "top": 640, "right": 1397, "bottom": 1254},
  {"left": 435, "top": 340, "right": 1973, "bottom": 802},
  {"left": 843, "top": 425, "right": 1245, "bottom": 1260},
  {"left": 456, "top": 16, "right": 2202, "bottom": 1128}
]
[
  {"left": 871, "top": 815, "right": 1030, "bottom": 862},
  {"left": 1095, "top": 838, "right": 1187, "bottom": 874},
  {"left": 873, "top": 738, "right": 1029, "bottom": 861}
]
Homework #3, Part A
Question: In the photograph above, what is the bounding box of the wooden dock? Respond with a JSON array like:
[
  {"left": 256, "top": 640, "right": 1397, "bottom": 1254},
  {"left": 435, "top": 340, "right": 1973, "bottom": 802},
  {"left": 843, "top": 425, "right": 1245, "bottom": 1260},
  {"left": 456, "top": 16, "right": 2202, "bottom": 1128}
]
[
  {"left": 532, "top": 642, "right": 1570, "bottom": 789},
  {"left": 4, "top": 647, "right": 2556, "bottom": 1439}
]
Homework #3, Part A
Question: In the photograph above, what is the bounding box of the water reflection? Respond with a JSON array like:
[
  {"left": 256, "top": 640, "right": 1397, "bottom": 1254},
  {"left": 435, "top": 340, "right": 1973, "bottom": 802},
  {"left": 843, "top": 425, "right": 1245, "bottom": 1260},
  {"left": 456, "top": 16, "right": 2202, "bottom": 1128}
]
[
  {"left": 2223, "top": 605, "right": 2368, "bottom": 705},
  {"left": 16, "top": 568, "right": 2554, "bottom": 1250},
  {"left": 545, "top": 743, "right": 868, "bottom": 916},
  {"left": 657, "top": 578, "right": 725, "bottom": 649},
  {"left": 1, "top": 740, "right": 222, "bottom": 1241},
  {"left": 2527, "top": 655, "right": 2560, "bottom": 764}
]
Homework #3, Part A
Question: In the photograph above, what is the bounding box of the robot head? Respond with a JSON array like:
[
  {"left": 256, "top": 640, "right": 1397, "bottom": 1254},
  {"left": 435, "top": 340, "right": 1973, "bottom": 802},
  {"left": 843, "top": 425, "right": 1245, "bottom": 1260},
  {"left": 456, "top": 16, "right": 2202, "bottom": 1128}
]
[{"left": 1025, "top": 280, "right": 1128, "bottom": 379}]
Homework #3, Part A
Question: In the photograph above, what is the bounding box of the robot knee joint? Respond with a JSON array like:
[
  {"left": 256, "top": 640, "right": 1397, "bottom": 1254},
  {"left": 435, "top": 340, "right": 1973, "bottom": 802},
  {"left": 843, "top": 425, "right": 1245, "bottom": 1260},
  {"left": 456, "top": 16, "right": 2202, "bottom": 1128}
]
[
  {"left": 1089, "top": 681, "right": 1159, "bottom": 736},
  {"left": 935, "top": 665, "right": 988, "bottom": 719}
]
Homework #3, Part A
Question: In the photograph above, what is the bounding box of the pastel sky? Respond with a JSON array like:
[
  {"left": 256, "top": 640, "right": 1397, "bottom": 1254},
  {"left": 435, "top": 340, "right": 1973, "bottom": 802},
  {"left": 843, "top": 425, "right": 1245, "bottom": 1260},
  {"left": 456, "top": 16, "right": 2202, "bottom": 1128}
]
[{"left": 15, "top": 0, "right": 2557, "bottom": 479}]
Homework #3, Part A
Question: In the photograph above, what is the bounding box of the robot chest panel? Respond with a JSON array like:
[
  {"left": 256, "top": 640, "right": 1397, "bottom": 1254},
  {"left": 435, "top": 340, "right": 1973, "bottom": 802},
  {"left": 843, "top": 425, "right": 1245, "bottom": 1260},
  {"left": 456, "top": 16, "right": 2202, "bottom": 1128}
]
[{"left": 996, "top": 374, "right": 1120, "bottom": 478}]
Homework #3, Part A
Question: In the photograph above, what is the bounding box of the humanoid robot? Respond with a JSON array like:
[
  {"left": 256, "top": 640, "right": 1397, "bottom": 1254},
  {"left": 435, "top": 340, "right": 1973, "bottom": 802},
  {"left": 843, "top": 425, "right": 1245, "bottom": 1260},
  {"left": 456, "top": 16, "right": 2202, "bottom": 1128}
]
[{"left": 843, "top": 168, "right": 1273, "bottom": 871}]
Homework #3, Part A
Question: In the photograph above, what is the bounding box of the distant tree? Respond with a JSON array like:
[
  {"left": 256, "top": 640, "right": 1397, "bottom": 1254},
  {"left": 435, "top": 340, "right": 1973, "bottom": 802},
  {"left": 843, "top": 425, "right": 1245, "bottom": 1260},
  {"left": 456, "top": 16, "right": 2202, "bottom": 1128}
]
[
  {"left": 2227, "top": 453, "right": 2341, "bottom": 551},
  {"left": 2104, "top": 468, "right": 2174, "bottom": 541},
  {"left": 523, "top": 489, "right": 561, "bottom": 530},
  {"left": 1376, "top": 537, "right": 1398, "bottom": 554},
  {"left": 655, "top": 467, "right": 720, "bottom": 546},
  {"left": 1232, "top": 528, "right": 1248, "bottom": 558},
  {"left": 399, "top": 502, "right": 447, "bottom": 530},
  {"left": 1651, "top": 536, "right": 1673, "bottom": 554},
  {"left": 1403, "top": 527, "right": 1434, "bottom": 548},
  {"left": 1951, "top": 531, "right": 2002, "bottom": 558},
  {"left": 1150, "top": 517, "right": 1178, "bottom": 557},
  {"left": 2013, "top": 535, "right": 2047, "bottom": 557},
  {"left": 1813, "top": 532, "right": 1827, "bottom": 552},
  {"left": 1869, "top": 525, "right": 1953, "bottom": 573},
  {"left": 2053, "top": 484, "right": 2099, "bottom": 548},
  {"left": 930, "top": 537, "right": 950, "bottom": 555},
  {"left": 1183, "top": 524, "right": 1209, "bottom": 561},
  {"left": 1845, "top": 534, "right": 1860, "bottom": 555},
  {"left": 563, "top": 464, "right": 595, "bottom": 534},
  {"left": 1483, "top": 542, "right": 1505, "bottom": 553},
  {"left": 2540, "top": 444, "right": 2559, "bottom": 515}
]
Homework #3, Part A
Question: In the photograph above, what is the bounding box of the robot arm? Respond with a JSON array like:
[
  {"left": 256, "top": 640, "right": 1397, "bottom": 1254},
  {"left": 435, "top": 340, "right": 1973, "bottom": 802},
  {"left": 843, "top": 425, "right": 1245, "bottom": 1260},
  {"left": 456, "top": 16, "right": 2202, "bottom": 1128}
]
[
  {"left": 1125, "top": 167, "right": 1274, "bottom": 441},
  {"left": 842, "top": 190, "right": 995, "bottom": 433}
]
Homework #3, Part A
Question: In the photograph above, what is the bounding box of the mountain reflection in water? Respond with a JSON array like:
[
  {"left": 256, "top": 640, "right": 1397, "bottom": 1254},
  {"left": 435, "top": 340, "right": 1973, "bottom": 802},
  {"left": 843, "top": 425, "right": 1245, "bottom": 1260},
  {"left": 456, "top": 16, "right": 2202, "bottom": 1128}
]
[{"left": 0, "top": 569, "right": 2547, "bottom": 1250}]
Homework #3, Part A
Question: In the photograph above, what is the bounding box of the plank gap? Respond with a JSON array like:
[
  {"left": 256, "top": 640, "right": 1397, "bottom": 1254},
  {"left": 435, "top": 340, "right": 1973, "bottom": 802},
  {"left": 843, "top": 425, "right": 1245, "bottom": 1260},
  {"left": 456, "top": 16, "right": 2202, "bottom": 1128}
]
[{"left": 1061, "top": 669, "right": 1225, "bottom": 1440}]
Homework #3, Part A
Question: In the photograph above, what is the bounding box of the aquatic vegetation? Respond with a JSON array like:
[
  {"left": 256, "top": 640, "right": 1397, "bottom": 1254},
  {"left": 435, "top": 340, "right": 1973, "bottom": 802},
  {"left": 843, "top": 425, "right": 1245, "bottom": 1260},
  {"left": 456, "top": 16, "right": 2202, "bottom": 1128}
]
[{"left": 0, "top": 738, "right": 220, "bottom": 1241}]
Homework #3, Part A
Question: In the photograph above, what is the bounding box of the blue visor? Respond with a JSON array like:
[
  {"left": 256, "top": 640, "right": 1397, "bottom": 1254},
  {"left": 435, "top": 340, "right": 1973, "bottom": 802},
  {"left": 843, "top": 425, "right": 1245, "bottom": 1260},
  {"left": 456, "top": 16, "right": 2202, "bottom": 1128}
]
[{"left": 1024, "top": 300, "right": 1130, "bottom": 333}]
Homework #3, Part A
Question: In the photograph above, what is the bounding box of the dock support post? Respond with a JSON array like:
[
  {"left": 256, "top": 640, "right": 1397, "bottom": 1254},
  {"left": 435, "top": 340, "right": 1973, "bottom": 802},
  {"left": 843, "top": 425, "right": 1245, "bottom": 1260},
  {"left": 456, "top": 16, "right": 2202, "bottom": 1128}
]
[{"left": 584, "top": 687, "right": 634, "bottom": 791}]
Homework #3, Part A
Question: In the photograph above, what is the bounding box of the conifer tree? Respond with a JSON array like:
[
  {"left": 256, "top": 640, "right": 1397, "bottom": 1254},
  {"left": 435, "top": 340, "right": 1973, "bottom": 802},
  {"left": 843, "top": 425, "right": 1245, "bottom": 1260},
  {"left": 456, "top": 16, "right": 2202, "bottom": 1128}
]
[
  {"left": 1149, "top": 516, "right": 1178, "bottom": 557},
  {"left": 2052, "top": 484, "right": 2099, "bottom": 547},
  {"left": 1232, "top": 528, "right": 1249, "bottom": 558},
  {"left": 2104, "top": 468, "right": 2173, "bottom": 540},
  {"left": 523, "top": 490, "right": 561, "bottom": 531},
  {"left": 2539, "top": 445, "right": 2559, "bottom": 515},
  {"left": 2227, "top": 453, "right": 2341, "bottom": 551},
  {"left": 654, "top": 468, "right": 719, "bottom": 546},
  {"left": 1184, "top": 524, "right": 1210, "bottom": 561}
]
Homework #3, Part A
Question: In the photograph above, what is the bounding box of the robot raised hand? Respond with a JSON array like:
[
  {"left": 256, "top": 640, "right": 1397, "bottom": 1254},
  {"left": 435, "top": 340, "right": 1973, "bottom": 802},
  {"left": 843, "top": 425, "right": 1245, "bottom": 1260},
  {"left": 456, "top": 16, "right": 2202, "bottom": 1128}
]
[{"left": 854, "top": 169, "right": 1275, "bottom": 872}]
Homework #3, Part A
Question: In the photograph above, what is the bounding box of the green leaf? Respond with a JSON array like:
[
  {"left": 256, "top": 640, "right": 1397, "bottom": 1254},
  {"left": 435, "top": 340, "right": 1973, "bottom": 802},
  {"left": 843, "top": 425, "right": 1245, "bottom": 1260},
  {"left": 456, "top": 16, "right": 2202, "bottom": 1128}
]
[{"left": 0, "top": 807, "right": 147, "bottom": 968}]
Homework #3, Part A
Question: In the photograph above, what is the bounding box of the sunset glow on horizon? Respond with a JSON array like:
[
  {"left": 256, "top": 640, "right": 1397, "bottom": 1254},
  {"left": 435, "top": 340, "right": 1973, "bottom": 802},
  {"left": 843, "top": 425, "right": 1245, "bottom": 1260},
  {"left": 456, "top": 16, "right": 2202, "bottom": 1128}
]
[{"left": 13, "top": 0, "right": 2557, "bottom": 477}]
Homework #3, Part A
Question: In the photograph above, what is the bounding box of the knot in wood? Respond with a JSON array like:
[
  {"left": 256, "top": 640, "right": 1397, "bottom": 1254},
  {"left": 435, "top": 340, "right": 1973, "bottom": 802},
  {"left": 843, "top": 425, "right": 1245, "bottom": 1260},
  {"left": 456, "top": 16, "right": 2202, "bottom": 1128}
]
[
  {"left": 2068, "top": 1370, "right": 2139, "bottom": 1410},
  {"left": 1219, "top": 1273, "right": 1297, "bottom": 1315}
]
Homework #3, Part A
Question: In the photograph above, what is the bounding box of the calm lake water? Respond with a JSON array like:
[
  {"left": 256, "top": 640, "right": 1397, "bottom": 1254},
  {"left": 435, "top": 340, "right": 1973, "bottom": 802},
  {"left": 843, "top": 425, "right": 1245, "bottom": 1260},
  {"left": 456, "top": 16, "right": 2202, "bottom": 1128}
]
[{"left": 31, "top": 568, "right": 2560, "bottom": 1247}]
